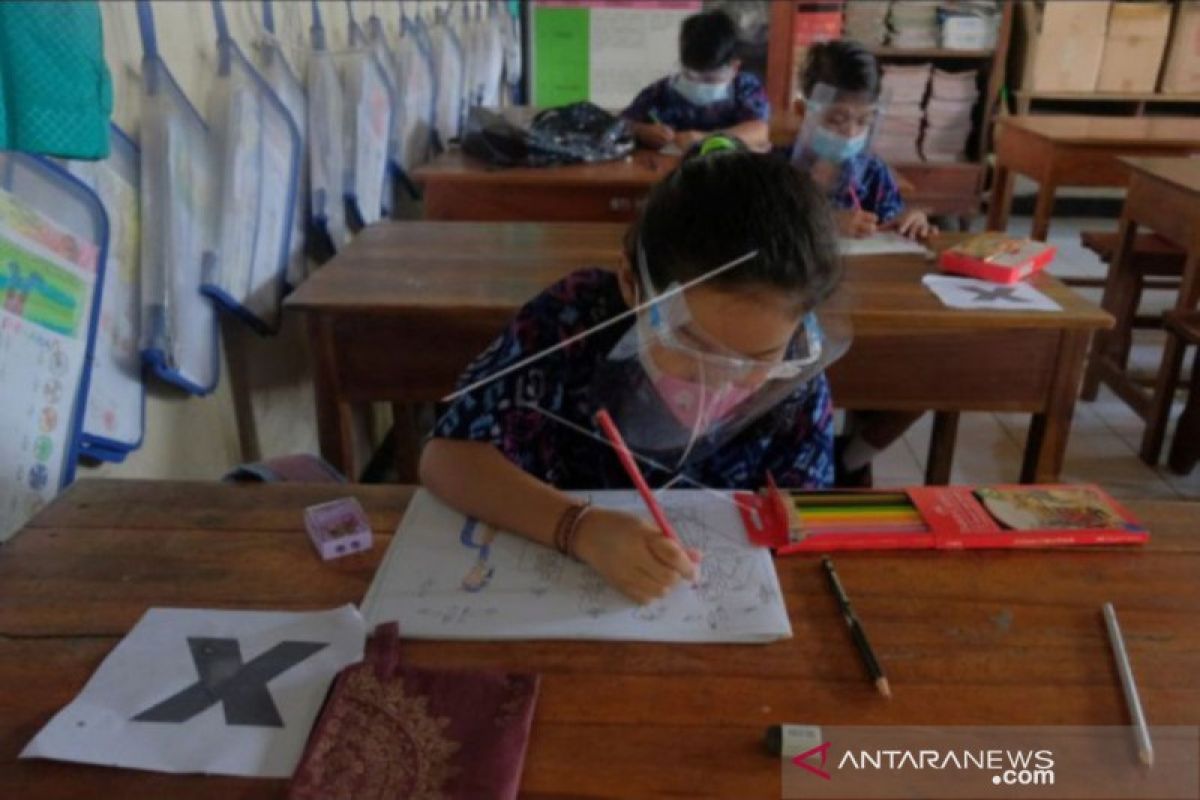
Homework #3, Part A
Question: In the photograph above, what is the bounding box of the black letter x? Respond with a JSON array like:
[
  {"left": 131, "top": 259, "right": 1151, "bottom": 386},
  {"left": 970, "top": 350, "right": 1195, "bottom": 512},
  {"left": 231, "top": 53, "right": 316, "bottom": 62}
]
[
  {"left": 132, "top": 638, "right": 328, "bottom": 727},
  {"left": 962, "top": 285, "right": 1028, "bottom": 303}
]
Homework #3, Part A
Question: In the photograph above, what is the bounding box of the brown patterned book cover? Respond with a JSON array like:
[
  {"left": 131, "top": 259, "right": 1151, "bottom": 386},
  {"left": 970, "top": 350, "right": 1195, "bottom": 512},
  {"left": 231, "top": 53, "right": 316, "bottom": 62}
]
[{"left": 289, "top": 623, "right": 539, "bottom": 800}]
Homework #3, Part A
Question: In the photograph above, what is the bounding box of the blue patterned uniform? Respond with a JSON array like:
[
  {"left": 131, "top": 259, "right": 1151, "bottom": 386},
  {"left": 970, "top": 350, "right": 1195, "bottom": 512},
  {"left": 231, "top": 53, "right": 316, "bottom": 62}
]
[
  {"left": 620, "top": 73, "right": 770, "bottom": 132},
  {"left": 830, "top": 152, "right": 905, "bottom": 223},
  {"left": 432, "top": 269, "right": 834, "bottom": 491}
]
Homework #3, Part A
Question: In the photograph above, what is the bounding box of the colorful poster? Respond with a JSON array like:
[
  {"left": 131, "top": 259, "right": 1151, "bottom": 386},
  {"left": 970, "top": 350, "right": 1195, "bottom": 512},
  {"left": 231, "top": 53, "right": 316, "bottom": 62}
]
[
  {"left": 531, "top": 1, "right": 701, "bottom": 109},
  {"left": 0, "top": 187, "right": 98, "bottom": 541}
]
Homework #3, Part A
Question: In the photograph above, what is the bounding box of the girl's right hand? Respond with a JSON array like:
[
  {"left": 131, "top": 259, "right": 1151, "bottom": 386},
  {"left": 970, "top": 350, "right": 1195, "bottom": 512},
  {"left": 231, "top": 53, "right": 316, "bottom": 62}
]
[
  {"left": 572, "top": 508, "right": 702, "bottom": 605},
  {"left": 836, "top": 208, "right": 878, "bottom": 238}
]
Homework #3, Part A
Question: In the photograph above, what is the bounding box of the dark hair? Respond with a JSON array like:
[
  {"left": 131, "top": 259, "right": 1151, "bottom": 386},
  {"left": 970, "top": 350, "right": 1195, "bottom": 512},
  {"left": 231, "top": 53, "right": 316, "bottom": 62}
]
[
  {"left": 679, "top": 9, "right": 738, "bottom": 72},
  {"left": 800, "top": 39, "right": 880, "bottom": 100},
  {"left": 626, "top": 144, "right": 841, "bottom": 308}
]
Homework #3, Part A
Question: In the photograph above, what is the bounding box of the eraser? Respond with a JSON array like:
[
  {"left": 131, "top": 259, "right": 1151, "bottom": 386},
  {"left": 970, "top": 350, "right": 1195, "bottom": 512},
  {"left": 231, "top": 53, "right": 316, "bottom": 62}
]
[{"left": 304, "top": 497, "right": 373, "bottom": 561}]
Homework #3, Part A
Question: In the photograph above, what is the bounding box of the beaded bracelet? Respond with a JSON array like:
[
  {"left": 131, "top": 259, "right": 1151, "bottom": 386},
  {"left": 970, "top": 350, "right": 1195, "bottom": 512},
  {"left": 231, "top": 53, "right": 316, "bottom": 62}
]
[{"left": 553, "top": 501, "right": 592, "bottom": 560}]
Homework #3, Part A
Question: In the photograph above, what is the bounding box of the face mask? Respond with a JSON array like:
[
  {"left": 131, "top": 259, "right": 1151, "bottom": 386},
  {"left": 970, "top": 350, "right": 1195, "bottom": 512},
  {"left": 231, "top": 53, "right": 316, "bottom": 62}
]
[
  {"left": 637, "top": 347, "right": 755, "bottom": 430},
  {"left": 809, "top": 126, "right": 868, "bottom": 163},
  {"left": 672, "top": 74, "right": 731, "bottom": 106}
]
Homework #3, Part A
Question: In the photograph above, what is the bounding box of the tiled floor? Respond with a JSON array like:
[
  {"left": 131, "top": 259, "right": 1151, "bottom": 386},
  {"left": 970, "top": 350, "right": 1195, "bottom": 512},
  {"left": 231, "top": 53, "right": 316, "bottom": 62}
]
[{"left": 869, "top": 215, "right": 1198, "bottom": 501}]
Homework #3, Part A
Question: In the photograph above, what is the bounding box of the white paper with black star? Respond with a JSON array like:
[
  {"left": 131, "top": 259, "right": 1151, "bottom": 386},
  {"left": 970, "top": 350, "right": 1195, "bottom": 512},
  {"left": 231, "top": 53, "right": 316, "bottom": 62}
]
[
  {"left": 922, "top": 274, "right": 1062, "bottom": 311},
  {"left": 21, "top": 605, "right": 365, "bottom": 777}
]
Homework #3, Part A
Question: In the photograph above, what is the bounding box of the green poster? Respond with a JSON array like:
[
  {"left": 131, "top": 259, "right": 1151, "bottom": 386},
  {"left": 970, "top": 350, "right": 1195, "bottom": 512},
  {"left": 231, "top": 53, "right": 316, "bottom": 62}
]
[{"left": 532, "top": 6, "right": 589, "bottom": 107}]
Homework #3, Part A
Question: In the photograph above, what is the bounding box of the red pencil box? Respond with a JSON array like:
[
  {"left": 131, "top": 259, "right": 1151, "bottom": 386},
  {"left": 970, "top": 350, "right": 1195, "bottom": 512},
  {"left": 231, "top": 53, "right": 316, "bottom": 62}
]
[
  {"left": 938, "top": 232, "right": 1057, "bottom": 284},
  {"left": 734, "top": 480, "right": 1148, "bottom": 554}
]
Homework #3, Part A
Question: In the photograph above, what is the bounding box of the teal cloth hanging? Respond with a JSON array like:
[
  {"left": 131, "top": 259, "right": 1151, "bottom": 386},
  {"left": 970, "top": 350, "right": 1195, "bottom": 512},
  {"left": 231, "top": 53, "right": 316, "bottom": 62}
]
[{"left": 0, "top": 1, "right": 113, "bottom": 159}]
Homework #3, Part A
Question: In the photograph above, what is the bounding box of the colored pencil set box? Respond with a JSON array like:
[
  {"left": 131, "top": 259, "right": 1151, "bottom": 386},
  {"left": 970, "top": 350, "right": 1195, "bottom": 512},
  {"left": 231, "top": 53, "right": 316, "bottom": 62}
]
[
  {"left": 734, "top": 481, "right": 1148, "bottom": 554},
  {"left": 938, "top": 232, "right": 1057, "bottom": 284}
]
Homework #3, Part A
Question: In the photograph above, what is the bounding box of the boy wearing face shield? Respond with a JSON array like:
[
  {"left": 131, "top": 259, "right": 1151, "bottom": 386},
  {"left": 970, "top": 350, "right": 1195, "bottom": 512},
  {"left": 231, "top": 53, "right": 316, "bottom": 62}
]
[
  {"left": 797, "top": 41, "right": 936, "bottom": 241},
  {"left": 421, "top": 142, "right": 843, "bottom": 606},
  {"left": 620, "top": 10, "right": 770, "bottom": 153}
]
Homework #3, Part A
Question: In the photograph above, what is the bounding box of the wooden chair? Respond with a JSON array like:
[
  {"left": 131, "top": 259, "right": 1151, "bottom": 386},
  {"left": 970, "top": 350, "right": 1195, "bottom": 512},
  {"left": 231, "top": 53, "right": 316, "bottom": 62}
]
[
  {"left": 1166, "top": 311, "right": 1200, "bottom": 475},
  {"left": 1080, "top": 230, "right": 1187, "bottom": 400}
]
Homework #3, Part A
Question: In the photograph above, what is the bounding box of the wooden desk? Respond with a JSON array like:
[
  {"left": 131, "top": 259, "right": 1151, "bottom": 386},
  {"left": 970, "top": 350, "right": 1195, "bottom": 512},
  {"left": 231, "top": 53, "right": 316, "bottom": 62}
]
[
  {"left": 414, "top": 150, "right": 677, "bottom": 222},
  {"left": 1082, "top": 157, "right": 1200, "bottom": 465},
  {"left": 286, "top": 223, "right": 1111, "bottom": 485},
  {"left": 3, "top": 480, "right": 1198, "bottom": 798},
  {"left": 987, "top": 116, "right": 1200, "bottom": 241}
]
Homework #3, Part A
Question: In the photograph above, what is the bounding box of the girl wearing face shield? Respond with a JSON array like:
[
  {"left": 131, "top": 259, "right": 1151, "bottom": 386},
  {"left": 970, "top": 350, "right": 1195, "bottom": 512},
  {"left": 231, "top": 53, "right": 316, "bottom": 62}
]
[
  {"left": 797, "top": 40, "right": 936, "bottom": 241},
  {"left": 420, "top": 141, "right": 844, "bottom": 606},
  {"left": 620, "top": 9, "right": 770, "bottom": 153}
]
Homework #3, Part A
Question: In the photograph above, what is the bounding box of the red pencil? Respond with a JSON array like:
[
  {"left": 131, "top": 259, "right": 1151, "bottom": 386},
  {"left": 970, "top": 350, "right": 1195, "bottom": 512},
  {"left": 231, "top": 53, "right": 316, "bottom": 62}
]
[{"left": 594, "top": 409, "right": 684, "bottom": 545}]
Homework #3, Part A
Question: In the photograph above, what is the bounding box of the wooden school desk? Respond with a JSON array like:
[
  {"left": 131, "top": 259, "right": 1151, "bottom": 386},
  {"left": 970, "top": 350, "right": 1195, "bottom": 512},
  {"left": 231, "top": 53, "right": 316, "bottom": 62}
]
[
  {"left": 1082, "top": 157, "right": 1200, "bottom": 465},
  {"left": 414, "top": 149, "right": 677, "bottom": 223},
  {"left": 987, "top": 116, "right": 1200, "bottom": 242},
  {"left": 3, "top": 479, "right": 1199, "bottom": 798},
  {"left": 285, "top": 223, "right": 1112, "bottom": 485}
]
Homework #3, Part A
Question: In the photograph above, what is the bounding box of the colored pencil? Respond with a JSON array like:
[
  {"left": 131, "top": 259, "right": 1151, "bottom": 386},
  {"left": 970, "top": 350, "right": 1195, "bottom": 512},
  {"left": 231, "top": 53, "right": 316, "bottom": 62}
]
[
  {"left": 791, "top": 492, "right": 911, "bottom": 507},
  {"left": 1103, "top": 602, "right": 1153, "bottom": 767},
  {"left": 594, "top": 409, "right": 683, "bottom": 546},
  {"left": 823, "top": 557, "right": 890, "bottom": 698}
]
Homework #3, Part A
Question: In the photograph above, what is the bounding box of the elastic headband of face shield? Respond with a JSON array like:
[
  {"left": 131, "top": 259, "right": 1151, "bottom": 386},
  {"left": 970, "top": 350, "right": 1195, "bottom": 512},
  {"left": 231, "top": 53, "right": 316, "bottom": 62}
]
[
  {"left": 791, "top": 82, "right": 882, "bottom": 168},
  {"left": 587, "top": 241, "right": 852, "bottom": 478}
]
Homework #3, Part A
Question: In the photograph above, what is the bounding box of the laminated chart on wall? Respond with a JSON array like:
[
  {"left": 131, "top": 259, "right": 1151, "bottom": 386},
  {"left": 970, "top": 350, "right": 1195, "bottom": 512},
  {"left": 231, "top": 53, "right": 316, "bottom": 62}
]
[
  {"left": 392, "top": 11, "right": 437, "bottom": 197},
  {"left": 429, "top": 9, "right": 466, "bottom": 151},
  {"left": 64, "top": 124, "right": 144, "bottom": 462},
  {"left": 364, "top": 11, "right": 403, "bottom": 218},
  {"left": 334, "top": 1, "right": 393, "bottom": 229},
  {"left": 307, "top": 0, "right": 350, "bottom": 253},
  {"left": 531, "top": 1, "right": 699, "bottom": 108},
  {"left": 202, "top": 0, "right": 301, "bottom": 334},
  {"left": 0, "top": 154, "right": 108, "bottom": 542},
  {"left": 136, "top": 0, "right": 221, "bottom": 395},
  {"left": 256, "top": 0, "right": 309, "bottom": 289},
  {"left": 477, "top": 2, "right": 506, "bottom": 108}
]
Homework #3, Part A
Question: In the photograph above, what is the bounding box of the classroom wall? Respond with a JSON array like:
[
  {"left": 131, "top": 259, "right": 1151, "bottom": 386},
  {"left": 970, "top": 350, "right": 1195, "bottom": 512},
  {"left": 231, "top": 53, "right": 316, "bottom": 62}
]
[{"left": 87, "top": 0, "right": 455, "bottom": 482}]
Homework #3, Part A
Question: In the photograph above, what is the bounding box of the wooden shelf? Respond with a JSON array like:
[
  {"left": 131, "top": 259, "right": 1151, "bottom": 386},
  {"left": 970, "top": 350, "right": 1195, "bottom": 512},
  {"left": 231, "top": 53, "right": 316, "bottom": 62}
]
[
  {"left": 1016, "top": 91, "right": 1200, "bottom": 103},
  {"left": 869, "top": 47, "right": 995, "bottom": 59}
]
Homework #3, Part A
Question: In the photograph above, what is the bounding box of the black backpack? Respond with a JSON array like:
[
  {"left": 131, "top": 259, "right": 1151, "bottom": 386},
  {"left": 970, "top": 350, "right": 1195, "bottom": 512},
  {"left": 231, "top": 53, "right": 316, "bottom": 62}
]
[{"left": 462, "top": 102, "right": 635, "bottom": 167}]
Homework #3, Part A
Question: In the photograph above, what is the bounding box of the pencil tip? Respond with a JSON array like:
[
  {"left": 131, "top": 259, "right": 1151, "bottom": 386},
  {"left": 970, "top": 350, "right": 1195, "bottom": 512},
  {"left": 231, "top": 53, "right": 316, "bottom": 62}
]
[
  {"left": 876, "top": 677, "right": 891, "bottom": 699},
  {"left": 1140, "top": 748, "right": 1154, "bottom": 767}
]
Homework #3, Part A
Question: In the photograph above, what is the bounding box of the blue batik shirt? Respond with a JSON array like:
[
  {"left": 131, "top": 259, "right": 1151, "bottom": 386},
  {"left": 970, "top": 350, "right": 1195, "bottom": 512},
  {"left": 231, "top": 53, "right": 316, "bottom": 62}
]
[
  {"left": 830, "top": 151, "right": 905, "bottom": 224},
  {"left": 621, "top": 72, "right": 770, "bottom": 133},
  {"left": 432, "top": 269, "right": 834, "bottom": 492}
]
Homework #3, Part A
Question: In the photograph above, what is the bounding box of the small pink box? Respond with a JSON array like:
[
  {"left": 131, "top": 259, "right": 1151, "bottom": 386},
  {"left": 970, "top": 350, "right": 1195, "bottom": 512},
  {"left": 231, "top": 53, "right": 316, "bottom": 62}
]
[{"left": 304, "top": 498, "right": 373, "bottom": 561}]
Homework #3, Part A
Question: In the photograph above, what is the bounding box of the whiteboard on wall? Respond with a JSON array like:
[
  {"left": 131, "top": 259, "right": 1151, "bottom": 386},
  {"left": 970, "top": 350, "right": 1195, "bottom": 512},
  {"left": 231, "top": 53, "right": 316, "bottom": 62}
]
[{"left": 531, "top": 1, "right": 702, "bottom": 110}]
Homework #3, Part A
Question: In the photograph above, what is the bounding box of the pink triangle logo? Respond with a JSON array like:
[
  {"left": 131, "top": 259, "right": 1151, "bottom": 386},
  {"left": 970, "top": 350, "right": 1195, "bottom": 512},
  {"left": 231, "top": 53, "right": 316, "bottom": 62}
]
[{"left": 791, "top": 741, "right": 833, "bottom": 780}]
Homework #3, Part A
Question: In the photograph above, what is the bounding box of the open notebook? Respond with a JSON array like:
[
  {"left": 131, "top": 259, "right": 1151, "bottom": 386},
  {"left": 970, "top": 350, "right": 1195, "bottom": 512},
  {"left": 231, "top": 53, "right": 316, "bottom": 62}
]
[
  {"left": 838, "top": 232, "right": 932, "bottom": 257},
  {"left": 362, "top": 489, "right": 792, "bottom": 643}
]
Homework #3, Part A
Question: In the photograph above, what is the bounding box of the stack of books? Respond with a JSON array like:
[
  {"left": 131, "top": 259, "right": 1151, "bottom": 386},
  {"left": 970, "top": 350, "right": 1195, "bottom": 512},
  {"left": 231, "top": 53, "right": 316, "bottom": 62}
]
[
  {"left": 887, "top": 1, "right": 940, "bottom": 48},
  {"left": 842, "top": 1, "right": 890, "bottom": 46},
  {"left": 938, "top": 1, "right": 1002, "bottom": 50},
  {"left": 921, "top": 68, "right": 977, "bottom": 162},
  {"left": 873, "top": 62, "right": 930, "bottom": 163}
]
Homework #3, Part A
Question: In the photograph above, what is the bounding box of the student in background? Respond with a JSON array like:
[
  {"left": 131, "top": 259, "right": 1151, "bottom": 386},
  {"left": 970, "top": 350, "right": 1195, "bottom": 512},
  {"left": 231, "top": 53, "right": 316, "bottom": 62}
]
[
  {"left": 621, "top": 10, "right": 770, "bottom": 152},
  {"left": 421, "top": 140, "right": 841, "bottom": 604},
  {"left": 798, "top": 40, "right": 935, "bottom": 240},
  {"left": 797, "top": 41, "right": 932, "bottom": 484}
]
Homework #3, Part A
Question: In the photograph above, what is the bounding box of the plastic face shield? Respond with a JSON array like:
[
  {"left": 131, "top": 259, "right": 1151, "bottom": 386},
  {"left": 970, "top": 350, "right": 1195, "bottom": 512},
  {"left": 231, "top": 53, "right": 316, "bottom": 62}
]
[
  {"left": 590, "top": 245, "right": 850, "bottom": 477},
  {"left": 791, "top": 83, "right": 880, "bottom": 173}
]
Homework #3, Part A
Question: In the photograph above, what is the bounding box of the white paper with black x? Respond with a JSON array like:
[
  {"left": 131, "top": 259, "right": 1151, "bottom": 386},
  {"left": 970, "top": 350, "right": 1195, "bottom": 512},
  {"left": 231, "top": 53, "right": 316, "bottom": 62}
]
[
  {"left": 922, "top": 274, "right": 1062, "bottom": 312},
  {"left": 21, "top": 605, "right": 365, "bottom": 777}
]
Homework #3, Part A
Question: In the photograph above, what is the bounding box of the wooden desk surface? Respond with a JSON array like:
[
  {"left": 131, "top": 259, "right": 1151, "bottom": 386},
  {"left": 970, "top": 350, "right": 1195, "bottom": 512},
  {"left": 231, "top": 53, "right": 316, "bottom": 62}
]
[
  {"left": 2, "top": 480, "right": 1199, "bottom": 798},
  {"left": 996, "top": 115, "right": 1200, "bottom": 147},
  {"left": 413, "top": 149, "right": 679, "bottom": 187},
  {"left": 1120, "top": 156, "right": 1200, "bottom": 197},
  {"left": 286, "top": 223, "right": 1111, "bottom": 332}
]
